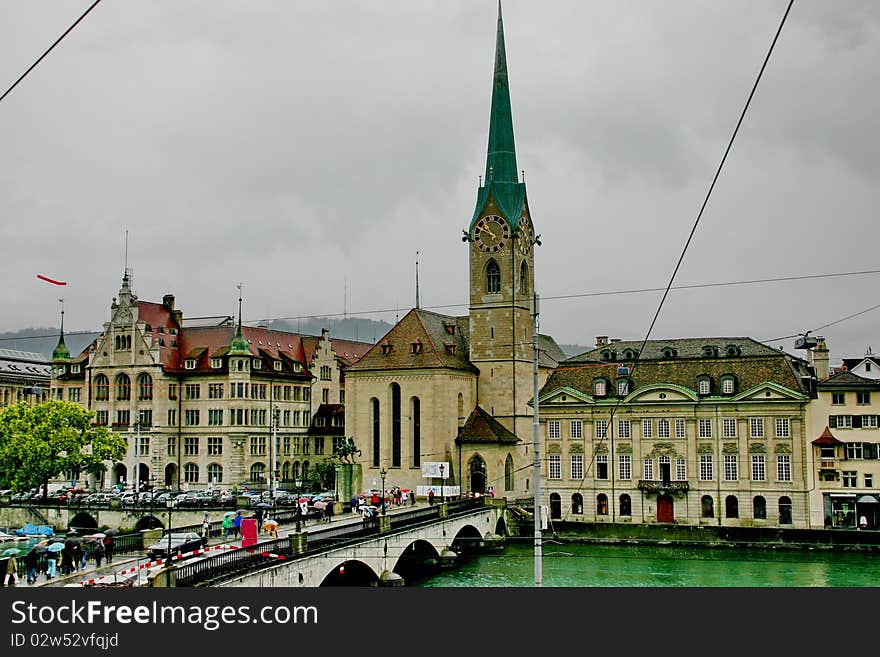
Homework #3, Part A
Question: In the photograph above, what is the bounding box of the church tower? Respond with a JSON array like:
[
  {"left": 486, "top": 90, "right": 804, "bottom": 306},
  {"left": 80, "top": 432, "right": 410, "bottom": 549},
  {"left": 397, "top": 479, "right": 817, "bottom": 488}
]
[{"left": 467, "top": 2, "right": 536, "bottom": 434}]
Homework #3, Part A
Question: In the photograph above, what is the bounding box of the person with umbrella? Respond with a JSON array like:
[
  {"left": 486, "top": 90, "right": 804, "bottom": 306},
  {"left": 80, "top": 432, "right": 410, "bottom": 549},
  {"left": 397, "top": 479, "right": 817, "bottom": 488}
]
[
  {"left": 103, "top": 530, "right": 117, "bottom": 564},
  {"left": 222, "top": 512, "right": 234, "bottom": 540},
  {"left": 4, "top": 550, "right": 18, "bottom": 586},
  {"left": 46, "top": 541, "right": 63, "bottom": 579},
  {"left": 92, "top": 537, "right": 105, "bottom": 568},
  {"left": 24, "top": 548, "right": 39, "bottom": 584}
]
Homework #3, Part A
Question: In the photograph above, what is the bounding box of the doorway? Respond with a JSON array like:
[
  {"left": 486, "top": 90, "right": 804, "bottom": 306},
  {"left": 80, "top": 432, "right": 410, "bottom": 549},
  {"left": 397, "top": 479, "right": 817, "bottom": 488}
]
[{"left": 657, "top": 494, "right": 674, "bottom": 523}]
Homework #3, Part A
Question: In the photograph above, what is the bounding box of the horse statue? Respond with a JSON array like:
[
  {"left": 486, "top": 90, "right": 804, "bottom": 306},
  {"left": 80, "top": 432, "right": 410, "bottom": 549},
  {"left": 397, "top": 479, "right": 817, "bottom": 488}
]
[{"left": 335, "top": 437, "right": 361, "bottom": 463}]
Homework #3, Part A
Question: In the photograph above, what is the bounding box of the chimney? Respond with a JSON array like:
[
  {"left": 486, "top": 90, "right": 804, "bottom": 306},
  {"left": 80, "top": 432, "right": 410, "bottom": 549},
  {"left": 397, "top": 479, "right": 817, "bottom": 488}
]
[
  {"left": 596, "top": 336, "right": 609, "bottom": 348},
  {"left": 162, "top": 294, "right": 175, "bottom": 310},
  {"left": 812, "top": 337, "right": 830, "bottom": 381},
  {"left": 172, "top": 309, "right": 183, "bottom": 327}
]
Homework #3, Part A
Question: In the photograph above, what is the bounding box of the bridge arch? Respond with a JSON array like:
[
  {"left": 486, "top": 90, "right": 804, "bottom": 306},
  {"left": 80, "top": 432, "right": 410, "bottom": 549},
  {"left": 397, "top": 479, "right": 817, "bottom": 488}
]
[
  {"left": 69, "top": 511, "right": 98, "bottom": 530},
  {"left": 319, "top": 560, "right": 379, "bottom": 586},
  {"left": 133, "top": 515, "right": 164, "bottom": 531}
]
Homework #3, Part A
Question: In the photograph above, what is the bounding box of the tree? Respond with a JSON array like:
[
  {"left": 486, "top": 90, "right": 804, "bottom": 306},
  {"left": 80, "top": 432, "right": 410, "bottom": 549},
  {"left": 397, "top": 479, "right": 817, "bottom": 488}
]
[
  {"left": 0, "top": 400, "right": 127, "bottom": 494},
  {"left": 306, "top": 458, "right": 337, "bottom": 492}
]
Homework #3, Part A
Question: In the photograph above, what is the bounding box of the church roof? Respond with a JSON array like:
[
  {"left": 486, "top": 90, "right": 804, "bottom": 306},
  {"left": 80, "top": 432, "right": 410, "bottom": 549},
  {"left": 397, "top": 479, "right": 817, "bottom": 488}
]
[
  {"left": 818, "top": 370, "right": 880, "bottom": 389},
  {"left": 346, "top": 308, "right": 476, "bottom": 374},
  {"left": 456, "top": 406, "right": 520, "bottom": 445}
]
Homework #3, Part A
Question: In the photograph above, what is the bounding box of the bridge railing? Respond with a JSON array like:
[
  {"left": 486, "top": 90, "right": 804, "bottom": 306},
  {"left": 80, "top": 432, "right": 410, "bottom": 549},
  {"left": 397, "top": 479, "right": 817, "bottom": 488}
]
[{"left": 175, "top": 537, "right": 293, "bottom": 587}]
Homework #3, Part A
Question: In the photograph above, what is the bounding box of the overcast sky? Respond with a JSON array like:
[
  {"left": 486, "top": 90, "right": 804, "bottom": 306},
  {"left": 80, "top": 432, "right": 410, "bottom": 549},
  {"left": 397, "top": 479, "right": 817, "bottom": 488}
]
[{"left": 2, "top": 1, "right": 878, "bottom": 366}]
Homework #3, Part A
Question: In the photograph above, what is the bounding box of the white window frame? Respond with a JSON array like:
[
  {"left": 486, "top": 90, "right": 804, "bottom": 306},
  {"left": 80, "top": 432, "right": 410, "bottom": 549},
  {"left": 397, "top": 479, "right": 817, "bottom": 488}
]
[
  {"left": 570, "top": 454, "right": 583, "bottom": 480},
  {"left": 722, "top": 378, "right": 734, "bottom": 394},
  {"left": 642, "top": 419, "right": 653, "bottom": 438},
  {"left": 751, "top": 454, "right": 766, "bottom": 481},
  {"left": 618, "top": 420, "right": 631, "bottom": 439},
  {"left": 699, "top": 454, "right": 714, "bottom": 481},
  {"left": 724, "top": 454, "right": 738, "bottom": 481},
  {"left": 699, "top": 418, "right": 712, "bottom": 438},
  {"left": 548, "top": 420, "right": 561, "bottom": 439},
  {"left": 595, "top": 420, "right": 608, "bottom": 439},
  {"left": 594, "top": 380, "right": 606, "bottom": 396},
  {"left": 617, "top": 380, "right": 629, "bottom": 396},
  {"left": 210, "top": 358, "right": 222, "bottom": 369},
  {"left": 863, "top": 415, "right": 879, "bottom": 429},
  {"left": 775, "top": 418, "right": 790, "bottom": 438},
  {"left": 643, "top": 458, "right": 654, "bottom": 481},
  {"left": 595, "top": 454, "right": 609, "bottom": 480},
  {"left": 776, "top": 455, "right": 791, "bottom": 482},
  {"left": 548, "top": 454, "right": 561, "bottom": 480},
  {"left": 698, "top": 379, "right": 710, "bottom": 395},
  {"left": 749, "top": 417, "right": 764, "bottom": 438},
  {"left": 618, "top": 454, "right": 631, "bottom": 481},
  {"left": 570, "top": 420, "right": 583, "bottom": 439},
  {"left": 675, "top": 418, "right": 686, "bottom": 438},
  {"left": 675, "top": 458, "right": 686, "bottom": 481},
  {"left": 657, "top": 419, "right": 670, "bottom": 438},
  {"left": 723, "top": 418, "right": 737, "bottom": 438}
]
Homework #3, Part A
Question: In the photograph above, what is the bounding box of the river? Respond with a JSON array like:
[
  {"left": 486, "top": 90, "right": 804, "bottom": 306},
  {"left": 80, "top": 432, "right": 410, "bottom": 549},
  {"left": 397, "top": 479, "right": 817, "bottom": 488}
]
[{"left": 413, "top": 538, "right": 880, "bottom": 587}]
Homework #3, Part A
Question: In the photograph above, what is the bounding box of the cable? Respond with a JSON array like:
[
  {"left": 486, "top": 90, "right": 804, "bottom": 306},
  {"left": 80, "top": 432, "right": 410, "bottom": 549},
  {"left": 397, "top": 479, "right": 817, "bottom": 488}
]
[
  {"left": 761, "top": 301, "right": 880, "bottom": 344},
  {"left": 0, "top": 0, "right": 103, "bottom": 105}
]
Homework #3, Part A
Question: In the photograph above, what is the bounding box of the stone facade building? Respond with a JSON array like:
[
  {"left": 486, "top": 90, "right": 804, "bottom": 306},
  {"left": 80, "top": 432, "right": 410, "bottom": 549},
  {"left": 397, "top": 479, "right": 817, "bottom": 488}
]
[
  {"left": 0, "top": 348, "right": 50, "bottom": 408},
  {"left": 536, "top": 337, "right": 816, "bottom": 528},
  {"left": 344, "top": 6, "right": 565, "bottom": 500},
  {"left": 49, "top": 273, "right": 370, "bottom": 492}
]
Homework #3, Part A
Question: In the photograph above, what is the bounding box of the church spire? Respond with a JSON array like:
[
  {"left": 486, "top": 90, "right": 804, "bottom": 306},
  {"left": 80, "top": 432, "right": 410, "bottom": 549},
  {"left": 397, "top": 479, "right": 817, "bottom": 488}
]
[
  {"left": 229, "top": 283, "right": 250, "bottom": 355},
  {"left": 485, "top": 0, "right": 517, "bottom": 186},
  {"left": 52, "top": 298, "right": 70, "bottom": 362}
]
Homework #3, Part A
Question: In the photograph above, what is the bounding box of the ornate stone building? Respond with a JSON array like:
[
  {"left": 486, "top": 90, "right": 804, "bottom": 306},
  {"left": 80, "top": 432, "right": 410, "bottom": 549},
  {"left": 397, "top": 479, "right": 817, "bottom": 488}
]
[
  {"left": 49, "top": 273, "right": 370, "bottom": 491},
  {"left": 536, "top": 337, "right": 815, "bottom": 528},
  {"left": 344, "top": 5, "right": 565, "bottom": 499},
  {"left": 0, "top": 348, "right": 50, "bottom": 408}
]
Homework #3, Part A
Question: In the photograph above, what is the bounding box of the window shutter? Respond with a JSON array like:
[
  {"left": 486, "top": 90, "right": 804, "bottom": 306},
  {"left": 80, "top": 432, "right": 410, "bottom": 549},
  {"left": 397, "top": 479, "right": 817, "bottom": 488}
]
[
  {"left": 853, "top": 415, "right": 863, "bottom": 429},
  {"left": 829, "top": 416, "right": 837, "bottom": 428},
  {"left": 864, "top": 443, "right": 877, "bottom": 460}
]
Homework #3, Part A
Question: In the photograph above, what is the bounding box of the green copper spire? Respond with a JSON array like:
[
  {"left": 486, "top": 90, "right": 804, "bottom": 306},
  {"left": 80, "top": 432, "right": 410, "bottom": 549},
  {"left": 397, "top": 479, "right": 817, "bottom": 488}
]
[
  {"left": 471, "top": 1, "right": 527, "bottom": 231},
  {"left": 485, "top": 0, "right": 517, "bottom": 186},
  {"left": 52, "top": 298, "right": 70, "bottom": 362},
  {"left": 229, "top": 284, "right": 250, "bottom": 356}
]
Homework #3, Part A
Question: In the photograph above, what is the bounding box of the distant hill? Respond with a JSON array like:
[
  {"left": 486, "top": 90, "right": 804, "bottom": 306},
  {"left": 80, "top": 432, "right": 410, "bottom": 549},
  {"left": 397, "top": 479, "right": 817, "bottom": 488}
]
[
  {"left": 558, "top": 343, "right": 591, "bottom": 358},
  {"left": 0, "top": 327, "right": 100, "bottom": 361}
]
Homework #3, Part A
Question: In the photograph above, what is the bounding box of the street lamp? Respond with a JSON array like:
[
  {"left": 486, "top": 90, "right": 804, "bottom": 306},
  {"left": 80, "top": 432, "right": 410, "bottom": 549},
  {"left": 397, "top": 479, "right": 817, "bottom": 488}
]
[
  {"left": 334, "top": 465, "right": 340, "bottom": 504},
  {"left": 380, "top": 468, "right": 387, "bottom": 516},
  {"left": 165, "top": 498, "right": 174, "bottom": 566},
  {"left": 294, "top": 477, "right": 302, "bottom": 533},
  {"left": 439, "top": 463, "right": 445, "bottom": 503}
]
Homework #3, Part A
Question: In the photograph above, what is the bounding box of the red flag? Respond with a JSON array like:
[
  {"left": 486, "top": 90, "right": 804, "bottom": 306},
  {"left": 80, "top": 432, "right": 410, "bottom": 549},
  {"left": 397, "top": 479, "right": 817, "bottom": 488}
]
[{"left": 36, "top": 274, "right": 67, "bottom": 286}]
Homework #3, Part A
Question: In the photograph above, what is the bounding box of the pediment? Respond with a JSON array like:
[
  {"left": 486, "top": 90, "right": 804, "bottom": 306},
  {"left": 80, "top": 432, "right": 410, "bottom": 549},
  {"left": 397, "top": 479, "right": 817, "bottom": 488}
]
[
  {"left": 627, "top": 384, "right": 697, "bottom": 403},
  {"left": 538, "top": 386, "right": 594, "bottom": 405},
  {"left": 734, "top": 382, "right": 805, "bottom": 402}
]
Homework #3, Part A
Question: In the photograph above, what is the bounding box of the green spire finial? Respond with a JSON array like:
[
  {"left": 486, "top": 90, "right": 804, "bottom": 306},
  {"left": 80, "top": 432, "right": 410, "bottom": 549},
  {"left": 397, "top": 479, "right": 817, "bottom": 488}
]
[
  {"left": 485, "top": 0, "right": 517, "bottom": 186},
  {"left": 52, "top": 298, "right": 70, "bottom": 362},
  {"left": 230, "top": 283, "right": 250, "bottom": 355}
]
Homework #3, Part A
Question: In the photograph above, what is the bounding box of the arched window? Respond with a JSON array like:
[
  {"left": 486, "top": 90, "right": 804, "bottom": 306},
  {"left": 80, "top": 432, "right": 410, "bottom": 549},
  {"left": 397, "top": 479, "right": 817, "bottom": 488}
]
[
  {"left": 293, "top": 461, "right": 301, "bottom": 481},
  {"left": 701, "top": 495, "right": 715, "bottom": 518},
  {"left": 519, "top": 260, "right": 529, "bottom": 295},
  {"left": 725, "top": 495, "right": 739, "bottom": 518},
  {"left": 184, "top": 463, "right": 199, "bottom": 484},
  {"left": 550, "top": 493, "right": 561, "bottom": 520},
  {"left": 594, "top": 379, "right": 607, "bottom": 397},
  {"left": 597, "top": 493, "right": 609, "bottom": 516},
  {"left": 250, "top": 462, "right": 266, "bottom": 484},
  {"left": 137, "top": 372, "right": 153, "bottom": 400},
  {"left": 753, "top": 495, "right": 766, "bottom": 519},
  {"left": 486, "top": 260, "right": 501, "bottom": 294},
  {"left": 207, "top": 463, "right": 223, "bottom": 485},
  {"left": 301, "top": 461, "right": 310, "bottom": 483},
  {"left": 411, "top": 396, "right": 420, "bottom": 468},
  {"left": 779, "top": 496, "right": 793, "bottom": 525},
  {"left": 391, "top": 383, "right": 401, "bottom": 468},
  {"left": 281, "top": 462, "right": 290, "bottom": 482},
  {"left": 371, "top": 398, "right": 380, "bottom": 467},
  {"left": 571, "top": 493, "right": 583, "bottom": 514},
  {"left": 95, "top": 374, "right": 109, "bottom": 401},
  {"left": 504, "top": 454, "right": 514, "bottom": 491},
  {"left": 619, "top": 493, "right": 632, "bottom": 517},
  {"left": 115, "top": 373, "right": 131, "bottom": 400}
]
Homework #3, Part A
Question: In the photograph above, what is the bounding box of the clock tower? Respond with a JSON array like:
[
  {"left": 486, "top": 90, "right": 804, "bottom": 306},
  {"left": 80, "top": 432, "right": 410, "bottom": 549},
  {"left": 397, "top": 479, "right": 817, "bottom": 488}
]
[{"left": 467, "top": 2, "right": 537, "bottom": 434}]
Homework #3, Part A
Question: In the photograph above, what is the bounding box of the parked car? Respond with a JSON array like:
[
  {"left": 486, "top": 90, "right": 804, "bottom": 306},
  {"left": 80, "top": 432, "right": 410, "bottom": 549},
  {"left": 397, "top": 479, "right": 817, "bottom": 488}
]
[{"left": 145, "top": 532, "right": 207, "bottom": 560}]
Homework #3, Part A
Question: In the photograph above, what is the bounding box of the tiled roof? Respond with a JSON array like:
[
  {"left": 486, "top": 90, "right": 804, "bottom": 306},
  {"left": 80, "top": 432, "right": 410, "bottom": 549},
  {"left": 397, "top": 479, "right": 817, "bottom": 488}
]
[
  {"left": 566, "top": 336, "right": 785, "bottom": 362},
  {"left": 308, "top": 403, "right": 345, "bottom": 436},
  {"left": 818, "top": 370, "right": 880, "bottom": 389},
  {"left": 544, "top": 350, "right": 809, "bottom": 397},
  {"left": 456, "top": 406, "right": 520, "bottom": 445},
  {"left": 0, "top": 348, "right": 49, "bottom": 363},
  {"left": 346, "top": 309, "right": 477, "bottom": 374}
]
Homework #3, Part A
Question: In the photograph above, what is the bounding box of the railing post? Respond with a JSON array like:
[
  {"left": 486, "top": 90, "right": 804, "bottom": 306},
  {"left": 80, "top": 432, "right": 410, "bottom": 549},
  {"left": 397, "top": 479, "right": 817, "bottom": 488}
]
[{"left": 289, "top": 531, "right": 307, "bottom": 555}]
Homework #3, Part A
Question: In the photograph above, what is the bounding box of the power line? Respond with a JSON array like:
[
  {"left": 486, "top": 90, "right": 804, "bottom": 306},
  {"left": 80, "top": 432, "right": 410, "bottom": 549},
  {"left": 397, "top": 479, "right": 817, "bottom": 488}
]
[
  {"left": 0, "top": 0, "right": 103, "bottom": 105},
  {"left": 761, "top": 301, "right": 880, "bottom": 344}
]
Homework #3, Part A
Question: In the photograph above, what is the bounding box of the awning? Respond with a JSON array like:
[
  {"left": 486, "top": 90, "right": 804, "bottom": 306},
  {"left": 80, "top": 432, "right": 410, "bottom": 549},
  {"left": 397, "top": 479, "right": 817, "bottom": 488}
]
[
  {"left": 829, "top": 493, "right": 856, "bottom": 498},
  {"left": 811, "top": 426, "right": 841, "bottom": 446},
  {"left": 857, "top": 495, "right": 880, "bottom": 504}
]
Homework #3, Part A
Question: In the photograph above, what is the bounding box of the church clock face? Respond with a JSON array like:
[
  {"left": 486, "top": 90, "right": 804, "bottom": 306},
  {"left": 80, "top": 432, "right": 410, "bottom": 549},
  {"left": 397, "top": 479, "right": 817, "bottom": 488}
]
[
  {"left": 473, "top": 215, "right": 510, "bottom": 253},
  {"left": 517, "top": 217, "right": 533, "bottom": 255}
]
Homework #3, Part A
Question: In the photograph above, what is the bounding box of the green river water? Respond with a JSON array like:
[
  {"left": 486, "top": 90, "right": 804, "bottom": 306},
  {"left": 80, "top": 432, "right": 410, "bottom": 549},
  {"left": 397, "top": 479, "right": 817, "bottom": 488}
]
[{"left": 415, "top": 539, "right": 880, "bottom": 587}]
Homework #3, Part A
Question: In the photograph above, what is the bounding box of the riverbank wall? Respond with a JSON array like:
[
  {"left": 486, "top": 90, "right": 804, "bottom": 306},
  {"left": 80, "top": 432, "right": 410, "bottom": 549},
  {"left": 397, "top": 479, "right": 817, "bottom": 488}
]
[{"left": 543, "top": 522, "right": 880, "bottom": 552}]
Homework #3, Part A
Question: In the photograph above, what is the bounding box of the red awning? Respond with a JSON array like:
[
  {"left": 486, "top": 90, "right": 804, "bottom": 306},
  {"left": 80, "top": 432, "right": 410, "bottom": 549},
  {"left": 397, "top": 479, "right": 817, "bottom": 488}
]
[{"left": 811, "top": 426, "right": 841, "bottom": 446}]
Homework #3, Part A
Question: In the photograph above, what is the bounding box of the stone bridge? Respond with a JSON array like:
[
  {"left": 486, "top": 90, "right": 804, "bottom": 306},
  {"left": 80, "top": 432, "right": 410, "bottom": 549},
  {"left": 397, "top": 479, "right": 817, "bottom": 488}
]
[
  {"left": 0, "top": 503, "right": 219, "bottom": 534},
  {"left": 218, "top": 504, "right": 508, "bottom": 587}
]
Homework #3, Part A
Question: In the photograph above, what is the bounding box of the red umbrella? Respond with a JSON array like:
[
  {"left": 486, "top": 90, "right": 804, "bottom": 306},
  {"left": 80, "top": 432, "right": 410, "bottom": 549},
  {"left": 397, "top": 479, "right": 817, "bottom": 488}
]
[{"left": 298, "top": 497, "right": 309, "bottom": 504}]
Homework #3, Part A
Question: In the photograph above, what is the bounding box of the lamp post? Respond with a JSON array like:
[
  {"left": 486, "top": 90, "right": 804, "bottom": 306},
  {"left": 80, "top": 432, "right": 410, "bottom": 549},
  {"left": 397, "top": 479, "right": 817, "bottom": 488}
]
[
  {"left": 334, "top": 465, "right": 340, "bottom": 504},
  {"left": 149, "top": 475, "right": 158, "bottom": 525},
  {"left": 380, "top": 468, "right": 387, "bottom": 516},
  {"left": 295, "top": 477, "right": 302, "bottom": 533},
  {"left": 439, "top": 463, "right": 445, "bottom": 503},
  {"left": 165, "top": 498, "right": 173, "bottom": 566}
]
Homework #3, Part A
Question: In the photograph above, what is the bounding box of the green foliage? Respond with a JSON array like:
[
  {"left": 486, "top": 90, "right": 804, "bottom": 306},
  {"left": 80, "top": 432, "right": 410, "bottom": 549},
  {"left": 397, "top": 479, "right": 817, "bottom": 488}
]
[
  {"left": 0, "top": 400, "right": 127, "bottom": 493},
  {"left": 307, "top": 458, "right": 337, "bottom": 492}
]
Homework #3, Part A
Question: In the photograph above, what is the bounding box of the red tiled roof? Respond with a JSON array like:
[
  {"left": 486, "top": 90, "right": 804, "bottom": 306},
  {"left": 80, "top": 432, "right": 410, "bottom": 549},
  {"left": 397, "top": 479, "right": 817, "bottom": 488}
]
[{"left": 811, "top": 426, "right": 841, "bottom": 446}]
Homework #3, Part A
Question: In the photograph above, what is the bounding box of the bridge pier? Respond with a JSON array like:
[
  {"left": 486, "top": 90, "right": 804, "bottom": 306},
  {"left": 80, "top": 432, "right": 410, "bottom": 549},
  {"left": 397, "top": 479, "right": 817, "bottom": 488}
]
[
  {"left": 438, "top": 547, "right": 457, "bottom": 568},
  {"left": 379, "top": 569, "right": 404, "bottom": 586}
]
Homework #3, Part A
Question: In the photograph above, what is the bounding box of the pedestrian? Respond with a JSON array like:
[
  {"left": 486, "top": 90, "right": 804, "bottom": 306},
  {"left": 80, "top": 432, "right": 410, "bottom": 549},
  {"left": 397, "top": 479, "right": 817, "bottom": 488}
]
[
  {"left": 45, "top": 553, "right": 57, "bottom": 580},
  {"left": 409, "top": 490, "right": 415, "bottom": 506},
  {"left": 79, "top": 545, "right": 87, "bottom": 570},
  {"left": 93, "top": 540, "right": 105, "bottom": 568},
  {"left": 222, "top": 514, "right": 233, "bottom": 540},
  {"left": 202, "top": 514, "right": 211, "bottom": 541},
  {"left": 350, "top": 494, "right": 358, "bottom": 514},
  {"left": 255, "top": 507, "right": 264, "bottom": 533},
  {"left": 233, "top": 510, "right": 243, "bottom": 539},
  {"left": 428, "top": 488, "right": 435, "bottom": 506},
  {"left": 6, "top": 554, "right": 17, "bottom": 587},
  {"left": 60, "top": 547, "right": 73, "bottom": 575},
  {"left": 24, "top": 549, "right": 38, "bottom": 584},
  {"left": 104, "top": 536, "right": 114, "bottom": 564},
  {"left": 325, "top": 501, "right": 333, "bottom": 523}
]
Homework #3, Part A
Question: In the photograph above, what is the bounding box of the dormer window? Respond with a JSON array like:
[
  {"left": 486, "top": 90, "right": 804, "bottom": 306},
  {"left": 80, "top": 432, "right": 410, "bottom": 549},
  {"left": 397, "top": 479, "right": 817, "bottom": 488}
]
[
  {"left": 184, "top": 359, "right": 196, "bottom": 370},
  {"left": 71, "top": 364, "right": 81, "bottom": 374},
  {"left": 623, "top": 349, "right": 638, "bottom": 360},
  {"left": 381, "top": 342, "right": 393, "bottom": 355},
  {"left": 316, "top": 417, "right": 326, "bottom": 428},
  {"left": 444, "top": 342, "right": 456, "bottom": 355},
  {"left": 443, "top": 322, "right": 456, "bottom": 335},
  {"left": 600, "top": 350, "right": 617, "bottom": 362},
  {"left": 697, "top": 376, "right": 712, "bottom": 395},
  {"left": 411, "top": 340, "right": 423, "bottom": 354},
  {"left": 721, "top": 375, "right": 736, "bottom": 395},
  {"left": 274, "top": 361, "right": 282, "bottom": 372},
  {"left": 144, "top": 324, "right": 152, "bottom": 332},
  {"left": 253, "top": 360, "right": 261, "bottom": 370},
  {"left": 725, "top": 345, "right": 741, "bottom": 357},
  {"left": 617, "top": 379, "right": 630, "bottom": 397},
  {"left": 211, "top": 358, "right": 222, "bottom": 369},
  {"left": 703, "top": 345, "right": 719, "bottom": 358},
  {"left": 293, "top": 363, "right": 302, "bottom": 372},
  {"left": 158, "top": 327, "right": 165, "bottom": 333},
  {"left": 661, "top": 347, "right": 677, "bottom": 359},
  {"left": 594, "top": 379, "right": 607, "bottom": 397}
]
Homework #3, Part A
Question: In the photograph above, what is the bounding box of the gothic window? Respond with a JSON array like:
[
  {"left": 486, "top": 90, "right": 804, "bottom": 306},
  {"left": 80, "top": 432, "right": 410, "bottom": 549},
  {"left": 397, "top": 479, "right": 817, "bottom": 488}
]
[
  {"left": 619, "top": 494, "right": 632, "bottom": 517},
  {"left": 519, "top": 260, "right": 529, "bottom": 295},
  {"left": 486, "top": 260, "right": 501, "bottom": 294},
  {"left": 411, "top": 397, "right": 421, "bottom": 468},
  {"left": 115, "top": 373, "right": 130, "bottom": 400},
  {"left": 505, "top": 454, "right": 514, "bottom": 491},
  {"left": 137, "top": 372, "right": 153, "bottom": 400},
  {"left": 95, "top": 374, "right": 109, "bottom": 401},
  {"left": 371, "top": 398, "right": 380, "bottom": 467},
  {"left": 391, "top": 383, "right": 401, "bottom": 468}
]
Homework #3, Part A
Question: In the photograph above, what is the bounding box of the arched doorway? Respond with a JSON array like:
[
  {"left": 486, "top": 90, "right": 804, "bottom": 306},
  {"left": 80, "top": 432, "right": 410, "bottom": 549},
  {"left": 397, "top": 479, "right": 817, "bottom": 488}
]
[
  {"left": 136, "top": 463, "right": 150, "bottom": 491},
  {"left": 112, "top": 463, "right": 127, "bottom": 489},
  {"left": 657, "top": 494, "right": 674, "bottom": 523},
  {"left": 468, "top": 455, "right": 486, "bottom": 494},
  {"left": 164, "top": 463, "right": 178, "bottom": 489},
  {"left": 549, "top": 493, "right": 561, "bottom": 519}
]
